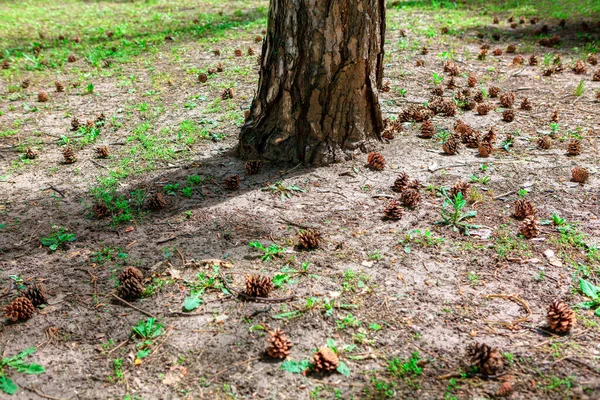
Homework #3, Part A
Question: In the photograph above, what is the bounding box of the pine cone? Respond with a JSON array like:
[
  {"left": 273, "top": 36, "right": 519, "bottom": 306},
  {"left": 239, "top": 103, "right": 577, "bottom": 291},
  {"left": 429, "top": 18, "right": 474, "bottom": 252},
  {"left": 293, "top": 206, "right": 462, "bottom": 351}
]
[
  {"left": 442, "top": 99, "right": 457, "bottom": 117},
  {"left": 23, "top": 283, "right": 48, "bottom": 307},
  {"left": 62, "top": 147, "right": 77, "bottom": 163},
  {"left": 483, "top": 128, "right": 497, "bottom": 144},
  {"left": 449, "top": 181, "right": 470, "bottom": 200},
  {"left": 546, "top": 300, "right": 576, "bottom": 333},
  {"left": 1, "top": 60, "right": 9, "bottom": 69},
  {"left": 478, "top": 140, "right": 493, "bottom": 157},
  {"left": 4, "top": 297, "right": 35, "bottom": 322},
  {"left": 245, "top": 274, "right": 273, "bottom": 298},
  {"left": 38, "top": 91, "right": 49, "bottom": 102},
  {"left": 446, "top": 76, "right": 456, "bottom": 90},
  {"left": 402, "top": 189, "right": 421, "bottom": 208},
  {"left": 467, "top": 343, "right": 503, "bottom": 376},
  {"left": 224, "top": 175, "right": 240, "bottom": 190},
  {"left": 25, "top": 147, "right": 38, "bottom": 160},
  {"left": 529, "top": 54, "right": 538, "bottom": 66},
  {"left": 407, "top": 179, "right": 421, "bottom": 190},
  {"left": 55, "top": 81, "right": 65, "bottom": 92},
  {"left": 464, "top": 130, "right": 481, "bottom": 148},
  {"left": 571, "top": 167, "right": 589, "bottom": 183},
  {"left": 221, "top": 88, "right": 234, "bottom": 100},
  {"left": 21, "top": 79, "right": 31, "bottom": 89},
  {"left": 512, "top": 55, "right": 524, "bottom": 65},
  {"left": 431, "top": 86, "right": 444, "bottom": 96},
  {"left": 573, "top": 60, "right": 586, "bottom": 74},
  {"left": 71, "top": 117, "right": 81, "bottom": 131},
  {"left": 147, "top": 192, "right": 167, "bottom": 210},
  {"left": 514, "top": 199, "right": 536, "bottom": 219},
  {"left": 519, "top": 216, "right": 539, "bottom": 239},
  {"left": 93, "top": 202, "right": 110, "bottom": 218},
  {"left": 474, "top": 90, "right": 484, "bottom": 103},
  {"left": 313, "top": 347, "right": 339, "bottom": 373},
  {"left": 551, "top": 109, "right": 559, "bottom": 123},
  {"left": 117, "top": 267, "right": 144, "bottom": 300},
  {"left": 254, "top": 35, "right": 263, "bottom": 43},
  {"left": 488, "top": 86, "right": 500, "bottom": 98},
  {"left": 467, "top": 75, "right": 477, "bottom": 87},
  {"left": 213, "top": 49, "right": 221, "bottom": 56},
  {"left": 421, "top": 120, "right": 435, "bottom": 138},
  {"left": 393, "top": 172, "right": 410, "bottom": 192},
  {"left": 496, "top": 381, "right": 514, "bottom": 397},
  {"left": 95, "top": 145, "right": 110, "bottom": 158},
  {"left": 493, "top": 16, "right": 499, "bottom": 24},
  {"left": 567, "top": 139, "right": 581, "bottom": 156},
  {"left": 588, "top": 53, "right": 599, "bottom": 65},
  {"left": 367, "top": 152, "right": 385, "bottom": 171},
  {"left": 198, "top": 73, "right": 208, "bottom": 83},
  {"left": 520, "top": 98, "right": 532, "bottom": 110},
  {"left": 493, "top": 48, "right": 503, "bottom": 56},
  {"left": 415, "top": 59, "right": 425, "bottom": 67},
  {"left": 381, "top": 81, "right": 391, "bottom": 93},
  {"left": 499, "top": 92, "right": 515, "bottom": 108},
  {"left": 247, "top": 47, "right": 255, "bottom": 56},
  {"left": 477, "top": 103, "right": 491, "bottom": 115},
  {"left": 536, "top": 136, "right": 552, "bottom": 150},
  {"left": 95, "top": 113, "right": 106, "bottom": 124},
  {"left": 383, "top": 199, "right": 403, "bottom": 220},
  {"left": 593, "top": 70, "right": 600, "bottom": 82},
  {"left": 266, "top": 328, "right": 293, "bottom": 359},
  {"left": 421, "top": 46, "right": 429, "bottom": 55},
  {"left": 297, "top": 229, "right": 321, "bottom": 250},
  {"left": 67, "top": 54, "right": 77, "bottom": 63},
  {"left": 502, "top": 109, "right": 515, "bottom": 122},
  {"left": 442, "top": 137, "right": 461, "bottom": 155},
  {"left": 245, "top": 160, "right": 263, "bottom": 175}
]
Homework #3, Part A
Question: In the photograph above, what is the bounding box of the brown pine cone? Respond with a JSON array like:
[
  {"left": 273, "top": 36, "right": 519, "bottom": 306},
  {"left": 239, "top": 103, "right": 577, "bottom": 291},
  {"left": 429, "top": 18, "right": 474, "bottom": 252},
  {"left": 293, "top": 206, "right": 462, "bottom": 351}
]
[
  {"left": 493, "top": 16, "right": 499, "bottom": 24},
  {"left": 455, "top": 122, "right": 473, "bottom": 142},
  {"left": 1, "top": 60, "right": 10, "bottom": 69},
  {"left": 488, "top": 86, "right": 500, "bottom": 98},
  {"left": 512, "top": 55, "right": 524, "bottom": 65},
  {"left": 546, "top": 300, "right": 576, "bottom": 333},
  {"left": 247, "top": 47, "right": 255, "bottom": 56},
  {"left": 245, "top": 160, "right": 263, "bottom": 175},
  {"left": 4, "top": 297, "right": 35, "bottom": 322},
  {"left": 297, "top": 229, "right": 321, "bottom": 250},
  {"left": 71, "top": 117, "right": 81, "bottom": 131},
  {"left": 38, "top": 91, "right": 49, "bottom": 102},
  {"left": 95, "top": 113, "right": 106, "bottom": 124},
  {"left": 62, "top": 147, "right": 77, "bottom": 164},
  {"left": 588, "top": 53, "right": 599, "bottom": 65},
  {"left": 402, "top": 189, "right": 421, "bottom": 208},
  {"left": 55, "top": 81, "right": 65, "bottom": 92},
  {"left": 449, "top": 181, "right": 470, "bottom": 200},
  {"left": 266, "top": 328, "right": 293, "bottom": 359},
  {"left": 383, "top": 199, "right": 403, "bottom": 220},
  {"left": 198, "top": 73, "right": 208, "bottom": 83},
  {"left": 367, "top": 152, "right": 385, "bottom": 170},
  {"left": 21, "top": 79, "right": 31, "bottom": 89},
  {"left": 213, "top": 49, "right": 221, "bottom": 56},
  {"left": 407, "top": 179, "right": 421, "bottom": 190},
  {"left": 514, "top": 198, "right": 536, "bottom": 219},
  {"left": 477, "top": 103, "right": 491, "bottom": 115},
  {"left": 529, "top": 54, "right": 539, "bottom": 66},
  {"left": 467, "top": 342, "right": 503, "bottom": 376},
  {"left": 421, "top": 46, "right": 428, "bottom": 55},
  {"left": 431, "top": 86, "right": 444, "bottom": 96},
  {"left": 446, "top": 76, "right": 457, "bottom": 89},
  {"left": 478, "top": 140, "right": 493, "bottom": 157},
  {"left": 572, "top": 60, "right": 586, "bottom": 74},
  {"left": 254, "top": 35, "right": 263, "bottom": 43},
  {"left": 67, "top": 54, "right": 77, "bottom": 63},
  {"left": 467, "top": 75, "right": 477, "bottom": 87},
  {"left": 483, "top": 128, "right": 497, "bottom": 144},
  {"left": 593, "top": 70, "right": 600, "bottom": 82},
  {"left": 442, "top": 99, "right": 457, "bottom": 117},
  {"left": 493, "top": 48, "right": 503, "bottom": 56},
  {"left": 117, "top": 267, "right": 144, "bottom": 300},
  {"left": 519, "top": 216, "right": 539, "bottom": 239},
  {"left": 23, "top": 284, "right": 48, "bottom": 307},
  {"left": 245, "top": 274, "right": 273, "bottom": 298},
  {"left": 496, "top": 381, "right": 514, "bottom": 397},
  {"left": 551, "top": 109, "right": 560, "bottom": 123},
  {"left": 464, "top": 130, "right": 481, "bottom": 148},
  {"left": 415, "top": 59, "right": 425, "bottom": 67},
  {"left": 499, "top": 92, "right": 515, "bottom": 108},
  {"left": 221, "top": 88, "right": 234, "bottom": 100},
  {"left": 571, "top": 167, "right": 589, "bottom": 183},
  {"left": 313, "top": 347, "right": 339, "bottom": 373},
  {"left": 420, "top": 120, "right": 435, "bottom": 138},
  {"left": 147, "top": 192, "right": 167, "bottom": 210},
  {"left": 520, "top": 98, "right": 532, "bottom": 110},
  {"left": 217, "top": 63, "right": 224, "bottom": 72},
  {"left": 502, "top": 109, "right": 515, "bottom": 122},
  {"left": 567, "top": 139, "right": 581, "bottom": 156},
  {"left": 234, "top": 48, "right": 243, "bottom": 57},
  {"left": 393, "top": 172, "right": 410, "bottom": 192},
  {"left": 442, "top": 137, "right": 461, "bottom": 155},
  {"left": 25, "top": 147, "right": 38, "bottom": 160},
  {"left": 224, "top": 175, "right": 240, "bottom": 190},
  {"left": 474, "top": 90, "right": 484, "bottom": 103},
  {"left": 536, "top": 136, "right": 552, "bottom": 149},
  {"left": 93, "top": 202, "right": 110, "bottom": 218},
  {"left": 95, "top": 145, "right": 110, "bottom": 158}
]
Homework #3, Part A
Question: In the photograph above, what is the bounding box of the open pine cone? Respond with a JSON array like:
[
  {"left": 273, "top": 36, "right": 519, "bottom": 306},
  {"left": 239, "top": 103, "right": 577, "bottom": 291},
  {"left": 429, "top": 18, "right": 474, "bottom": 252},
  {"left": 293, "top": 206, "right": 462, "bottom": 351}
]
[
  {"left": 502, "top": 109, "right": 515, "bottom": 122},
  {"left": 499, "top": 92, "right": 515, "bottom": 108},
  {"left": 546, "top": 300, "right": 576, "bottom": 333},
  {"left": 449, "top": 181, "right": 470, "bottom": 200},
  {"left": 442, "top": 137, "right": 461, "bottom": 155},
  {"left": 593, "top": 70, "right": 600, "bottom": 82},
  {"left": 367, "top": 152, "right": 386, "bottom": 170},
  {"left": 567, "top": 140, "right": 581, "bottom": 156},
  {"left": 420, "top": 120, "right": 435, "bottom": 138},
  {"left": 245, "top": 274, "right": 273, "bottom": 298},
  {"left": 571, "top": 167, "right": 589, "bottom": 183},
  {"left": 383, "top": 199, "right": 403, "bottom": 220},
  {"left": 95, "top": 145, "right": 110, "bottom": 158},
  {"left": 520, "top": 98, "right": 532, "bottom": 110},
  {"left": 488, "top": 86, "right": 501, "bottom": 98},
  {"left": 467, "top": 75, "right": 477, "bottom": 87},
  {"left": 464, "top": 130, "right": 481, "bottom": 148},
  {"left": 551, "top": 109, "right": 560, "bottom": 123},
  {"left": 266, "top": 328, "right": 293, "bottom": 359},
  {"left": 224, "top": 174, "right": 240, "bottom": 190},
  {"left": 4, "top": 297, "right": 35, "bottom": 322},
  {"left": 467, "top": 342, "right": 503, "bottom": 376},
  {"left": 117, "top": 267, "right": 144, "bottom": 300},
  {"left": 313, "top": 347, "right": 339, "bottom": 373},
  {"left": 297, "top": 229, "right": 321, "bottom": 250},
  {"left": 514, "top": 199, "right": 536, "bottom": 219},
  {"left": 536, "top": 136, "right": 552, "bottom": 150},
  {"left": 393, "top": 172, "right": 410, "bottom": 192},
  {"left": 573, "top": 60, "right": 587, "bottom": 74},
  {"left": 38, "top": 91, "right": 49, "bottom": 102},
  {"left": 478, "top": 140, "right": 493, "bottom": 157},
  {"left": 402, "top": 189, "right": 421, "bottom": 208},
  {"left": 25, "top": 147, "right": 38, "bottom": 160},
  {"left": 23, "top": 283, "right": 48, "bottom": 307},
  {"left": 519, "top": 216, "right": 539, "bottom": 239},
  {"left": 245, "top": 160, "right": 263, "bottom": 175},
  {"left": 221, "top": 88, "right": 234, "bottom": 100},
  {"left": 62, "top": 147, "right": 77, "bottom": 164},
  {"left": 529, "top": 54, "right": 539, "bottom": 66},
  {"left": 147, "top": 192, "right": 167, "bottom": 210},
  {"left": 477, "top": 103, "right": 491, "bottom": 115},
  {"left": 55, "top": 81, "right": 65, "bottom": 92}
]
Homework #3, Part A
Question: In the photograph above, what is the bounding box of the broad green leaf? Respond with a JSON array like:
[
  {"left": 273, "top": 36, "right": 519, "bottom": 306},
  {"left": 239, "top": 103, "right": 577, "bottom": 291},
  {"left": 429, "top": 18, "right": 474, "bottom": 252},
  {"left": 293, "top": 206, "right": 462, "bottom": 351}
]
[
  {"left": 137, "top": 349, "right": 150, "bottom": 359},
  {"left": 0, "top": 375, "right": 17, "bottom": 395},
  {"left": 272, "top": 273, "right": 290, "bottom": 288},
  {"left": 281, "top": 359, "right": 310, "bottom": 374},
  {"left": 575, "top": 301, "right": 596, "bottom": 309},
  {"left": 596, "top": 307, "right": 600, "bottom": 317},
  {"left": 579, "top": 278, "right": 598, "bottom": 299},
  {"left": 6, "top": 347, "right": 35, "bottom": 363},
  {"left": 337, "top": 361, "right": 351, "bottom": 377},
  {"left": 183, "top": 295, "right": 202, "bottom": 312},
  {"left": 12, "top": 362, "right": 45, "bottom": 374}
]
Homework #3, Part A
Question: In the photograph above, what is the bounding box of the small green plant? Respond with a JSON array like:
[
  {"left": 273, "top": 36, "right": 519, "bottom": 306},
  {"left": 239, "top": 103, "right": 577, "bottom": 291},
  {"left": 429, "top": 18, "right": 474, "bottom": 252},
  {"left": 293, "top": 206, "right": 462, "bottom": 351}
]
[
  {"left": 574, "top": 80, "right": 585, "bottom": 97},
  {"left": 248, "top": 241, "right": 286, "bottom": 262},
  {"left": 467, "top": 271, "right": 481, "bottom": 285},
  {"left": 433, "top": 129, "right": 451, "bottom": 143},
  {"left": 261, "top": 181, "right": 305, "bottom": 201},
  {"left": 367, "top": 250, "right": 383, "bottom": 261},
  {"left": 163, "top": 183, "right": 179, "bottom": 196},
  {"left": 131, "top": 318, "right": 165, "bottom": 360},
  {"left": 40, "top": 226, "right": 76, "bottom": 251},
  {"left": 517, "top": 189, "right": 528, "bottom": 197},
  {"left": 468, "top": 175, "right": 490, "bottom": 184},
  {"left": 501, "top": 136, "right": 513, "bottom": 151},
  {"left": 436, "top": 193, "right": 479, "bottom": 235},
  {"left": 387, "top": 352, "right": 422, "bottom": 377},
  {"left": 86, "top": 82, "right": 95, "bottom": 94},
  {"left": 0, "top": 347, "right": 45, "bottom": 395},
  {"left": 431, "top": 72, "right": 444, "bottom": 85},
  {"left": 336, "top": 313, "right": 361, "bottom": 330},
  {"left": 576, "top": 278, "right": 600, "bottom": 317}
]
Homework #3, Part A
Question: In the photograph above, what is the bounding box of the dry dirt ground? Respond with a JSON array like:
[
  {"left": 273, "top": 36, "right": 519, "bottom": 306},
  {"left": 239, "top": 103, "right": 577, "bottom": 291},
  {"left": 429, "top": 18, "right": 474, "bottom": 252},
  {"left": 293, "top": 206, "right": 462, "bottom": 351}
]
[{"left": 1, "top": 1, "right": 600, "bottom": 399}]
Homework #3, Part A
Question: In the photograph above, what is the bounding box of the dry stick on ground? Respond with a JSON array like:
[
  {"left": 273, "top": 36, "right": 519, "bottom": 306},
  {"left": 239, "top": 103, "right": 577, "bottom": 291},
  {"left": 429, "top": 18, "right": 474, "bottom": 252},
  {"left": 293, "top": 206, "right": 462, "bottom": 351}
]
[
  {"left": 88, "top": 158, "right": 107, "bottom": 169},
  {"left": 106, "top": 339, "right": 131, "bottom": 355},
  {"left": 278, "top": 214, "right": 320, "bottom": 230},
  {"left": 111, "top": 294, "right": 157, "bottom": 319},
  {"left": 42, "top": 184, "right": 66, "bottom": 198},
  {"left": 484, "top": 294, "right": 532, "bottom": 328},
  {"left": 22, "top": 386, "right": 67, "bottom": 400}
]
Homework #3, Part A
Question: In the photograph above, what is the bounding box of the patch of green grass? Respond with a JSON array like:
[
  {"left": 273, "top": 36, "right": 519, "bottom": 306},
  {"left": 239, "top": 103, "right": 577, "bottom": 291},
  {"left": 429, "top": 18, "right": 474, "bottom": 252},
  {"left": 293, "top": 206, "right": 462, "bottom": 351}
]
[{"left": 494, "top": 226, "right": 532, "bottom": 259}]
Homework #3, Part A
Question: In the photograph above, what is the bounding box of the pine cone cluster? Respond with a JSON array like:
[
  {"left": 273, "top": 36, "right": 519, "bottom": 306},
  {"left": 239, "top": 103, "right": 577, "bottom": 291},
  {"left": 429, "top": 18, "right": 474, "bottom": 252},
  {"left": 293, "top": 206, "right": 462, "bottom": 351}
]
[
  {"left": 245, "top": 160, "right": 263, "bottom": 175},
  {"left": 520, "top": 98, "right": 532, "bottom": 110},
  {"left": 4, "top": 297, "right": 35, "bottom": 322},
  {"left": 224, "top": 174, "right": 240, "bottom": 190},
  {"left": 313, "top": 347, "right": 339, "bottom": 373},
  {"left": 23, "top": 283, "right": 48, "bottom": 307},
  {"left": 502, "top": 109, "right": 515, "bottom": 122},
  {"left": 449, "top": 181, "right": 470, "bottom": 200},
  {"left": 62, "top": 147, "right": 77, "bottom": 163},
  {"left": 567, "top": 139, "right": 581, "bottom": 156},
  {"left": 38, "top": 91, "right": 49, "bottom": 102},
  {"left": 383, "top": 199, "right": 403, "bottom": 220},
  {"left": 442, "top": 136, "right": 461, "bottom": 155},
  {"left": 245, "top": 274, "right": 273, "bottom": 298},
  {"left": 514, "top": 199, "right": 536, "bottom": 219},
  {"left": 367, "top": 152, "right": 386, "bottom": 171},
  {"left": 266, "top": 328, "right": 293, "bottom": 359},
  {"left": 546, "top": 300, "right": 576, "bottom": 333},
  {"left": 571, "top": 167, "right": 589, "bottom": 183},
  {"left": 147, "top": 192, "right": 167, "bottom": 210},
  {"left": 95, "top": 145, "right": 110, "bottom": 158},
  {"left": 499, "top": 92, "right": 515, "bottom": 108},
  {"left": 25, "top": 147, "right": 38, "bottom": 160},
  {"left": 467, "top": 343, "right": 503, "bottom": 376},
  {"left": 297, "top": 229, "right": 321, "bottom": 250},
  {"left": 572, "top": 60, "right": 587, "bottom": 74},
  {"left": 536, "top": 136, "right": 552, "bottom": 149},
  {"left": 519, "top": 216, "right": 539, "bottom": 239},
  {"left": 402, "top": 189, "right": 421, "bottom": 208},
  {"left": 117, "top": 267, "right": 144, "bottom": 300},
  {"left": 399, "top": 105, "right": 432, "bottom": 122},
  {"left": 477, "top": 103, "right": 491, "bottom": 115}
]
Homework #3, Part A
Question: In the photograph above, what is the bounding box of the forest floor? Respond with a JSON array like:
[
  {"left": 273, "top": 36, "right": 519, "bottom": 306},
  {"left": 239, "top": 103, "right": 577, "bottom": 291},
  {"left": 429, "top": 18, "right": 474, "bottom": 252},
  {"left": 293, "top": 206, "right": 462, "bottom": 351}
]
[{"left": 1, "top": 0, "right": 600, "bottom": 399}]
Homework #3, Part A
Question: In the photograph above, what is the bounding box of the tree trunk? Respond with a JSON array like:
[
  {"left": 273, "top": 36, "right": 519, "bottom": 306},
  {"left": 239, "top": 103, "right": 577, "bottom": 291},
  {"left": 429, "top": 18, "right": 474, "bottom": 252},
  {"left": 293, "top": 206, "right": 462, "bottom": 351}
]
[{"left": 239, "top": 0, "right": 386, "bottom": 165}]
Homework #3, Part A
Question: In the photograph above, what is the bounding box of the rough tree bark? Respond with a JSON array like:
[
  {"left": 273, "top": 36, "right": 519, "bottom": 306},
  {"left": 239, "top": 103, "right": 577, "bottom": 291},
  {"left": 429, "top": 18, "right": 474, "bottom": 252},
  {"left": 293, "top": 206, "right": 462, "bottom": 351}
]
[{"left": 239, "top": 0, "right": 386, "bottom": 165}]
